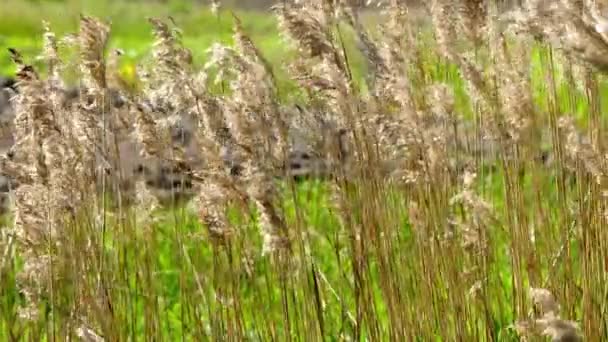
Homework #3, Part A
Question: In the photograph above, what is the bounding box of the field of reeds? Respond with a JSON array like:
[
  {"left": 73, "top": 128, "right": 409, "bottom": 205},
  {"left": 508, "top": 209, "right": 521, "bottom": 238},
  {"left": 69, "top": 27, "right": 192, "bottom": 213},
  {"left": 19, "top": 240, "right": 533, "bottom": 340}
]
[{"left": 1, "top": 0, "right": 607, "bottom": 340}]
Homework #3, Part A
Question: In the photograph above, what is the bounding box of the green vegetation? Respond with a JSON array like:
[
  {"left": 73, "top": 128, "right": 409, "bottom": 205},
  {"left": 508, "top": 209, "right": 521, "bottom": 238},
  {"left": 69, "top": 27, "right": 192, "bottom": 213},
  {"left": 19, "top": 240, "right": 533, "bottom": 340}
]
[
  {"left": 1, "top": 0, "right": 607, "bottom": 341},
  {"left": 0, "top": 0, "right": 281, "bottom": 76}
]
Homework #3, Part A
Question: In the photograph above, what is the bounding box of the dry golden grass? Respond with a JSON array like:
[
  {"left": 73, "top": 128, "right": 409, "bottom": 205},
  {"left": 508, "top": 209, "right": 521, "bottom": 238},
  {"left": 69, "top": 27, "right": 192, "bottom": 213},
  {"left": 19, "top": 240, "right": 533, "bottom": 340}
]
[{"left": 0, "top": 0, "right": 607, "bottom": 340}]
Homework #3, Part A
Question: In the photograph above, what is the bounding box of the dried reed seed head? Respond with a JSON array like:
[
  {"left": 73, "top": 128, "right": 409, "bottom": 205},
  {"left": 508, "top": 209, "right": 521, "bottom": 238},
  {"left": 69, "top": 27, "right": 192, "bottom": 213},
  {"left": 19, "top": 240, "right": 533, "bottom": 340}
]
[
  {"left": 132, "top": 103, "right": 173, "bottom": 158},
  {"left": 503, "top": 0, "right": 608, "bottom": 73},
  {"left": 210, "top": 0, "right": 221, "bottom": 15},
  {"left": 233, "top": 14, "right": 274, "bottom": 77},
  {"left": 428, "top": 0, "right": 459, "bottom": 61},
  {"left": 425, "top": 83, "right": 455, "bottom": 118},
  {"left": 273, "top": 3, "right": 338, "bottom": 63},
  {"left": 8, "top": 55, "right": 61, "bottom": 187},
  {"left": 10, "top": 61, "right": 39, "bottom": 88},
  {"left": 457, "top": 0, "right": 487, "bottom": 45},
  {"left": 217, "top": 52, "right": 286, "bottom": 171},
  {"left": 41, "top": 21, "right": 61, "bottom": 80},
  {"left": 135, "top": 180, "right": 160, "bottom": 215},
  {"left": 343, "top": 5, "right": 393, "bottom": 95},
  {"left": 462, "top": 169, "right": 476, "bottom": 189},
  {"left": 536, "top": 316, "right": 581, "bottom": 342},
  {"left": 75, "top": 325, "right": 105, "bottom": 342},
  {"left": 529, "top": 287, "right": 560, "bottom": 316},
  {"left": 13, "top": 185, "right": 54, "bottom": 245},
  {"left": 148, "top": 17, "right": 192, "bottom": 77},
  {"left": 79, "top": 15, "right": 110, "bottom": 88},
  {"left": 198, "top": 183, "right": 232, "bottom": 244},
  {"left": 256, "top": 198, "right": 290, "bottom": 255},
  {"left": 557, "top": 116, "right": 606, "bottom": 181},
  {"left": 512, "top": 283, "right": 582, "bottom": 340}
]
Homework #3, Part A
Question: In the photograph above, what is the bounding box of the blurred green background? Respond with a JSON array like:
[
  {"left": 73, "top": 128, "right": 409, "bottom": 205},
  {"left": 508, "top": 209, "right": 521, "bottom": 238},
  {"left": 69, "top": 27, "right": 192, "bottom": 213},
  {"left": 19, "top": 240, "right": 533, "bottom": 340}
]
[{"left": 0, "top": 0, "right": 286, "bottom": 77}]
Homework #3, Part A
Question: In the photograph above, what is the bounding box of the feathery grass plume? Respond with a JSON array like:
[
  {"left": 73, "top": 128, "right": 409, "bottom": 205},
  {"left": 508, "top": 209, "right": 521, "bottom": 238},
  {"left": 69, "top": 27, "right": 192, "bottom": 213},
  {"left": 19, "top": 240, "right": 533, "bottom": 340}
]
[
  {"left": 207, "top": 42, "right": 291, "bottom": 254},
  {"left": 277, "top": 13, "right": 339, "bottom": 65},
  {"left": 503, "top": 0, "right": 608, "bottom": 73},
  {"left": 425, "top": 83, "right": 456, "bottom": 122},
  {"left": 253, "top": 181, "right": 291, "bottom": 255},
  {"left": 457, "top": 0, "right": 487, "bottom": 48},
  {"left": 428, "top": 0, "right": 460, "bottom": 62},
  {"left": 449, "top": 170, "right": 494, "bottom": 254},
  {"left": 132, "top": 102, "right": 173, "bottom": 159},
  {"left": 148, "top": 17, "right": 192, "bottom": 79},
  {"left": 512, "top": 287, "right": 582, "bottom": 341},
  {"left": 210, "top": 0, "right": 221, "bottom": 16},
  {"left": 200, "top": 45, "right": 239, "bottom": 148},
  {"left": 429, "top": 0, "right": 496, "bottom": 116},
  {"left": 202, "top": 29, "right": 291, "bottom": 253},
  {"left": 447, "top": 1, "right": 547, "bottom": 319},
  {"left": 232, "top": 14, "right": 277, "bottom": 87},
  {"left": 79, "top": 15, "right": 110, "bottom": 90},
  {"left": 484, "top": 2, "right": 541, "bottom": 169},
  {"left": 74, "top": 15, "right": 114, "bottom": 194},
  {"left": 6, "top": 48, "right": 86, "bottom": 329},
  {"left": 10, "top": 22, "right": 110, "bottom": 339},
  {"left": 205, "top": 46, "right": 271, "bottom": 163},
  {"left": 0, "top": 224, "right": 15, "bottom": 269},
  {"left": 41, "top": 21, "right": 62, "bottom": 88},
  {"left": 232, "top": 14, "right": 288, "bottom": 164},
  {"left": 142, "top": 18, "right": 228, "bottom": 219},
  {"left": 133, "top": 178, "right": 160, "bottom": 229},
  {"left": 290, "top": 56, "right": 351, "bottom": 125},
  {"left": 429, "top": 0, "right": 491, "bottom": 54},
  {"left": 274, "top": 1, "right": 352, "bottom": 122},
  {"left": 7, "top": 48, "right": 50, "bottom": 186},
  {"left": 140, "top": 30, "right": 287, "bottom": 253},
  {"left": 425, "top": 82, "right": 482, "bottom": 173},
  {"left": 197, "top": 182, "right": 232, "bottom": 245},
  {"left": 274, "top": 2, "right": 359, "bottom": 184},
  {"left": 75, "top": 325, "right": 105, "bottom": 342},
  {"left": 132, "top": 20, "right": 202, "bottom": 209},
  {"left": 364, "top": 81, "right": 459, "bottom": 188},
  {"left": 557, "top": 116, "right": 606, "bottom": 184},
  {"left": 182, "top": 109, "right": 234, "bottom": 237},
  {"left": 375, "top": 4, "right": 421, "bottom": 112},
  {"left": 430, "top": 0, "right": 536, "bottom": 163},
  {"left": 340, "top": 3, "right": 402, "bottom": 106},
  {"left": 141, "top": 18, "right": 197, "bottom": 165},
  {"left": 144, "top": 17, "right": 289, "bottom": 253},
  {"left": 40, "top": 22, "right": 77, "bottom": 135},
  {"left": 343, "top": 6, "right": 387, "bottom": 92},
  {"left": 342, "top": 4, "right": 450, "bottom": 187},
  {"left": 145, "top": 17, "right": 191, "bottom": 108}
]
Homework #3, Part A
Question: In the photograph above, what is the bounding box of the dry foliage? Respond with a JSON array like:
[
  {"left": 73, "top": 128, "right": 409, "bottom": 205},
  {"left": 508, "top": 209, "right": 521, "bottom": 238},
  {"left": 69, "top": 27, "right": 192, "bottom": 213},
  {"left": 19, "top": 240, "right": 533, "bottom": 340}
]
[{"left": 0, "top": 0, "right": 606, "bottom": 340}]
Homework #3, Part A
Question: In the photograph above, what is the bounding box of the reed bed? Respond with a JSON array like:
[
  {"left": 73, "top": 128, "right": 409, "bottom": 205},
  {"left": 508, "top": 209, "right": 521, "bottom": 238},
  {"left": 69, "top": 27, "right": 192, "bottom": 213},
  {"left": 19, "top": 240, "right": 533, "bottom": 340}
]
[{"left": 1, "top": 0, "right": 607, "bottom": 340}]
